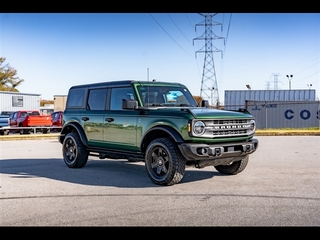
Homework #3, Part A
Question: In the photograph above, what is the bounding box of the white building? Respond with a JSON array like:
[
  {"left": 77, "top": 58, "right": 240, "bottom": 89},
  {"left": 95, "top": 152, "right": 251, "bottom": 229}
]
[{"left": 0, "top": 91, "right": 41, "bottom": 113}]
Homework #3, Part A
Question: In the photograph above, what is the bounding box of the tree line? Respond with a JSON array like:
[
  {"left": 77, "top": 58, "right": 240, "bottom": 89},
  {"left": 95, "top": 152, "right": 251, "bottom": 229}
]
[{"left": 0, "top": 57, "right": 24, "bottom": 92}]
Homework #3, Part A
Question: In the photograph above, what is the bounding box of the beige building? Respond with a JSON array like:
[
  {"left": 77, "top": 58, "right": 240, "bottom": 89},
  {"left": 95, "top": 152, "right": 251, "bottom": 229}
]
[{"left": 53, "top": 95, "right": 67, "bottom": 111}]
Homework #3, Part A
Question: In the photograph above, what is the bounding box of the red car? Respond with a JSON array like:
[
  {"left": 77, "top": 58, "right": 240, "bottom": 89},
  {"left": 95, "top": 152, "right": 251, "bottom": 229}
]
[
  {"left": 9, "top": 110, "right": 52, "bottom": 134},
  {"left": 51, "top": 111, "right": 63, "bottom": 132}
]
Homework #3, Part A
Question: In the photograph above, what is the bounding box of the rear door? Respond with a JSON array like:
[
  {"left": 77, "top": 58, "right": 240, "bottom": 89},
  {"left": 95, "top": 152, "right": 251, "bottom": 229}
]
[{"left": 82, "top": 88, "right": 108, "bottom": 147}]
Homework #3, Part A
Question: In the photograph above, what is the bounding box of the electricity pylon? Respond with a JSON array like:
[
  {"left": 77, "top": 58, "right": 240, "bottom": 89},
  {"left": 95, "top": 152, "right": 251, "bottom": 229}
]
[{"left": 193, "top": 13, "right": 224, "bottom": 108}]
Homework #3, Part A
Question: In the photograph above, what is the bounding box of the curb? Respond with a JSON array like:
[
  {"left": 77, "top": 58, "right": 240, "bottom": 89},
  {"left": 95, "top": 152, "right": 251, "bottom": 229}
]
[
  {"left": 0, "top": 133, "right": 60, "bottom": 141},
  {"left": 255, "top": 130, "right": 320, "bottom": 136}
]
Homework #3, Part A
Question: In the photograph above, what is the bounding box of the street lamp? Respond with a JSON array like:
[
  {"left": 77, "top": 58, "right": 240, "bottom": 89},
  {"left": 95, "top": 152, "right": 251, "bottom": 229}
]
[
  {"left": 209, "top": 86, "right": 214, "bottom": 106},
  {"left": 286, "top": 74, "right": 293, "bottom": 90},
  {"left": 307, "top": 84, "right": 312, "bottom": 89}
]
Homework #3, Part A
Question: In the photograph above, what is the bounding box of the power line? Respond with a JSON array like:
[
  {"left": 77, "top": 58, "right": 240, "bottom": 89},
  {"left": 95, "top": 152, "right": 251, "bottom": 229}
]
[
  {"left": 149, "top": 13, "right": 193, "bottom": 57},
  {"left": 167, "top": 13, "right": 192, "bottom": 44}
]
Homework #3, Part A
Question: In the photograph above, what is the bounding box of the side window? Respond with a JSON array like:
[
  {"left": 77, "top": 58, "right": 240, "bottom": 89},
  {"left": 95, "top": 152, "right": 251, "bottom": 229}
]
[
  {"left": 10, "top": 112, "right": 16, "bottom": 120},
  {"left": 110, "top": 87, "right": 135, "bottom": 110},
  {"left": 88, "top": 88, "right": 107, "bottom": 110},
  {"left": 67, "top": 89, "right": 85, "bottom": 107}
]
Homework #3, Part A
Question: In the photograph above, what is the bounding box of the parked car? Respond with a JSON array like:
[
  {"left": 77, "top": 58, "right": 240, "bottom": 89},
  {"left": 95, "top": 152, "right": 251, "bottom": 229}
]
[
  {"left": 9, "top": 110, "right": 52, "bottom": 134},
  {"left": 51, "top": 111, "right": 63, "bottom": 132},
  {"left": 0, "top": 111, "right": 12, "bottom": 135}
]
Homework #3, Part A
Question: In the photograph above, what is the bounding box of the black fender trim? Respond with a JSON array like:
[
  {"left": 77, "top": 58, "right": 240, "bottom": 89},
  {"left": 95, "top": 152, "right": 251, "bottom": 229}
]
[
  {"left": 141, "top": 125, "right": 184, "bottom": 150},
  {"left": 59, "top": 122, "right": 88, "bottom": 146}
]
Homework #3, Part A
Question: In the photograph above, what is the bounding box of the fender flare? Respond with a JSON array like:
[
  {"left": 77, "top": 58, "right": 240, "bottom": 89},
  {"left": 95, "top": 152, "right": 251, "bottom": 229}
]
[
  {"left": 141, "top": 125, "right": 184, "bottom": 151},
  {"left": 59, "top": 122, "right": 88, "bottom": 146}
]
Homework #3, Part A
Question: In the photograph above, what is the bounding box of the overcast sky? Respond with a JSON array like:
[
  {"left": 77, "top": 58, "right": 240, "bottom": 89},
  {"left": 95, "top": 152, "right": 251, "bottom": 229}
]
[{"left": 1, "top": 13, "right": 319, "bottom": 104}]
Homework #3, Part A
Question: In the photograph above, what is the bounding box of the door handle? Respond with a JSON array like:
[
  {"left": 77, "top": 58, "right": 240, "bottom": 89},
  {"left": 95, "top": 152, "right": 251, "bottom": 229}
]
[
  {"left": 105, "top": 117, "right": 114, "bottom": 122},
  {"left": 81, "top": 117, "right": 89, "bottom": 121}
]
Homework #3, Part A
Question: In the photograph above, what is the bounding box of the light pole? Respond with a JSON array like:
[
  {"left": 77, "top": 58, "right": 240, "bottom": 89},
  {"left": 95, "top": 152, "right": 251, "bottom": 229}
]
[
  {"left": 307, "top": 84, "right": 312, "bottom": 89},
  {"left": 286, "top": 74, "right": 293, "bottom": 90},
  {"left": 209, "top": 86, "right": 214, "bottom": 107}
]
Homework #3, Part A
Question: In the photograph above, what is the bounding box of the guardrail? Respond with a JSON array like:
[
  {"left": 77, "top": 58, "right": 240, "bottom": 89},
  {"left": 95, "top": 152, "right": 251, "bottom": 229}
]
[{"left": 3, "top": 126, "right": 62, "bottom": 134}]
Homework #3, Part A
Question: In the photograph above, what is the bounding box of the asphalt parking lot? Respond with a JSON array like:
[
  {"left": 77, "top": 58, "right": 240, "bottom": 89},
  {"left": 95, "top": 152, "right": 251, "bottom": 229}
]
[{"left": 0, "top": 134, "right": 319, "bottom": 226}]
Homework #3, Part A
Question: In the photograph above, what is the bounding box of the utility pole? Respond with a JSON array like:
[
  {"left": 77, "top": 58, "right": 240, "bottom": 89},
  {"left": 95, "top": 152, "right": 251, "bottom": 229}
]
[{"left": 193, "top": 13, "right": 224, "bottom": 108}]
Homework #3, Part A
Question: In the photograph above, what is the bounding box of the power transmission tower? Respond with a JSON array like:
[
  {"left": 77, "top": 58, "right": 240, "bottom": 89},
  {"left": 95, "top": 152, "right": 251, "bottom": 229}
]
[
  {"left": 193, "top": 13, "right": 224, "bottom": 108},
  {"left": 271, "top": 73, "right": 280, "bottom": 90},
  {"left": 265, "top": 81, "right": 271, "bottom": 90}
]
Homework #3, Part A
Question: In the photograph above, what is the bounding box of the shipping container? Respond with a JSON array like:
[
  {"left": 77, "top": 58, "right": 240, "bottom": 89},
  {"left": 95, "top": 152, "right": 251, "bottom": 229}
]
[
  {"left": 245, "top": 100, "right": 320, "bottom": 129},
  {"left": 224, "top": 89, "right": 316, "bottom": 110},
  {"left": 0, "top": 91, "right": 41, "bottom": 113}
]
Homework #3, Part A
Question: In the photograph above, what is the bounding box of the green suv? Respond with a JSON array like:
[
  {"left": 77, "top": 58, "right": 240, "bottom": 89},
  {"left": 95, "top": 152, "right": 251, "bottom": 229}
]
[{"left": 58, "top": 80, "right": 259, "bottom": 186}]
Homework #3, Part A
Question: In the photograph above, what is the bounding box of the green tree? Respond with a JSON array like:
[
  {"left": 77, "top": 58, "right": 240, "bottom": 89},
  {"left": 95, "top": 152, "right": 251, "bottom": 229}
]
[{"left": 0, "top": 57, "right": 24, "bottom": 92}]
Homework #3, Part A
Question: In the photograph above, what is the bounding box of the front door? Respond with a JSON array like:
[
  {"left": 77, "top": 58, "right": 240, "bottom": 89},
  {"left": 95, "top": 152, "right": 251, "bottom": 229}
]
[{"left": 103, "top": 87, "right": 139, "bottom": 152}]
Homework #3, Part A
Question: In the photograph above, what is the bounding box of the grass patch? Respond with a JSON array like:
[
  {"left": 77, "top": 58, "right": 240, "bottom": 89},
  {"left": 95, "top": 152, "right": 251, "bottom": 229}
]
[{"left": 257, "top": 127, "right": 320, "bottom": 130}]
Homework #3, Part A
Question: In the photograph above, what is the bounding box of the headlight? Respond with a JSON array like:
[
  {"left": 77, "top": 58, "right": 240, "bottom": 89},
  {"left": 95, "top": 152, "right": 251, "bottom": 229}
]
[
  {"left": 249, "top": 119, "right": 256, "bottom": 132},
  {"left": 193, "top": 121, "right": 206, "bottom": 135}
]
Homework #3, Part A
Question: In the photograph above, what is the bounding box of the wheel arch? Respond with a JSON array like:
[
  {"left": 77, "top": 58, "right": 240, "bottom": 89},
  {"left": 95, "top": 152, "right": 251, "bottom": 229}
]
[
  {"left": 59, "top": 122, "right": 88, "bottom": 146},
  {"left": 141, "top": 125, "right": 184, "bottom": 153}
]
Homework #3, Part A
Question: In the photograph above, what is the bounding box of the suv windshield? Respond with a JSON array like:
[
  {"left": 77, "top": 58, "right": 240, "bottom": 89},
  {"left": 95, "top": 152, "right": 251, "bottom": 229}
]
[{"left": 137, "top": 86, "right": 198, "bottom": 107}]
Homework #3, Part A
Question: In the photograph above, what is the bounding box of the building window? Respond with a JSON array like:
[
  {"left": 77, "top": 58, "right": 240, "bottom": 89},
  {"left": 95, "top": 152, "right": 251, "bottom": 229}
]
[{"left": 12, "top": 96, "right": 23, "bottom": 107}]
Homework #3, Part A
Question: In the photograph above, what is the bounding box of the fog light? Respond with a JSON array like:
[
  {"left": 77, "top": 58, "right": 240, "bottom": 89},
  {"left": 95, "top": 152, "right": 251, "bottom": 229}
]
[
  {"left": 215, "top": 148, "right": 221, "bottom": 156},
  {"left": 246, "top": 145, "right": 251, "bottom": 152},
  {"left": 197, "top": 148, "right": 207, "bottom": 155}
]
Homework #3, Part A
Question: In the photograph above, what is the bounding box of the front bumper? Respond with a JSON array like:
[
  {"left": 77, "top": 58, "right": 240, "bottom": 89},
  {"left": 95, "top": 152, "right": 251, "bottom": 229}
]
[
  {"left": 0, "top": 126, "right": 10, "bottom": 131},
  {"left": 178, "top": 138, "right": 259, "bottom": 161}
]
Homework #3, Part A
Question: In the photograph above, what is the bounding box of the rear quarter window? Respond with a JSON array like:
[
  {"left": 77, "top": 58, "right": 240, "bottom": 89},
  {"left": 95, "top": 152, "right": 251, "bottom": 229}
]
[{"left": 67, "top": 89, "right": 86, "bottom": 108}]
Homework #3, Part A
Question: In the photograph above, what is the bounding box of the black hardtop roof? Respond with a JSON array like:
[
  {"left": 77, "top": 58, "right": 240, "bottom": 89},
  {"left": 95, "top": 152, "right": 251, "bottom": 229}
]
[{"left": 69, "top": 80, "right": 187, "bottom": 90}]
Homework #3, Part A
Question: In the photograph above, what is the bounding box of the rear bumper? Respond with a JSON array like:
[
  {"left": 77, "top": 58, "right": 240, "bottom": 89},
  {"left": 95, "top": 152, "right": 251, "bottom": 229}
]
[{"left": 178, "top": 138, "right": 259, "bottom": 161}]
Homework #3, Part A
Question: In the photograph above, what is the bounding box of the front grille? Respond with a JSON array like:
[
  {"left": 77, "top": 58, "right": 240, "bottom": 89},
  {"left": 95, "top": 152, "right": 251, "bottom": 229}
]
[
  {"left": 212, "top": 129, "right": 247, "bottom": 135},
  {"left": 204, "top": 119, "right": 253, "bottom": 137},
  {"left": 212, "top": 119, "right": 248, "bottom": 124}
]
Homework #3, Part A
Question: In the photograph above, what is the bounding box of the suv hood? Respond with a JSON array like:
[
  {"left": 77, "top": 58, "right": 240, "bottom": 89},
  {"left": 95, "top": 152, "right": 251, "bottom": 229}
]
[{"left": 187, "top": 107, "right": 252, "bottom": 119}]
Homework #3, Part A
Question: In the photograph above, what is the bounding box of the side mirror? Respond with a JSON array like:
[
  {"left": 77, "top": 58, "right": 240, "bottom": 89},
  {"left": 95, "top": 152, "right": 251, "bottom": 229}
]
[
  {"left": 201, "top": 100, "right": 209, "bottom": 108},
  {"left": 122, "top": 99, "right": 138, "bottom": 109}
]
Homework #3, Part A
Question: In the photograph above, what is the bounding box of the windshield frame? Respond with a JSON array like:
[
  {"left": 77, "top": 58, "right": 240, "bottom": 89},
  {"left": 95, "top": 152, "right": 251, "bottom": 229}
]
[{"left": 135, "top": 84, "right": 198, "bottom": 107}]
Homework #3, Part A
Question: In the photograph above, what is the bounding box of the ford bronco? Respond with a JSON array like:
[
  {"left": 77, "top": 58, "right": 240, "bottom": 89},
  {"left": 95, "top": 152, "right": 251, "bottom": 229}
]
[{"left": 58, "top": 80, "right": 259, "bottom": 186}]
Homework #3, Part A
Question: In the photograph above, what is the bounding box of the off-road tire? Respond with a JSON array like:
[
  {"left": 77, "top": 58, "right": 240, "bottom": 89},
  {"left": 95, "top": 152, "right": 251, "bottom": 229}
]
[
  {"left": 145, "top": 137, "right": 186, "bottom": 186},
  {"left": 62, "top": 131, "right": 89, "bottom": 168},
  {"left": 214, "top": 155, "right": 249, "bottom": 175}
]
